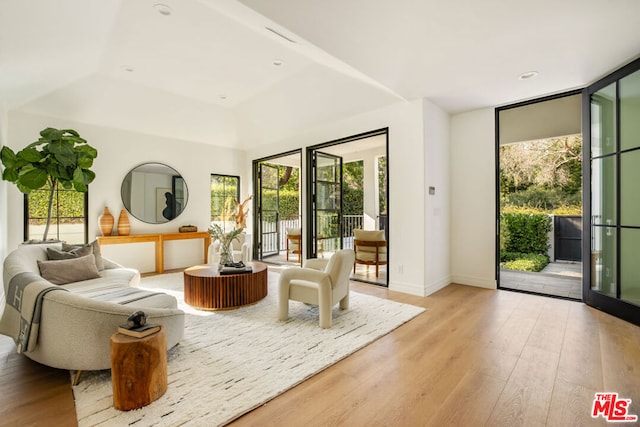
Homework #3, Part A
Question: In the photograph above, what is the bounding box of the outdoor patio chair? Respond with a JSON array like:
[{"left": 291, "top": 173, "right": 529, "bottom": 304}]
[
  {"left": 286, "top": 227, "right": 301, "bottom": 263},
  {"left": 353, "top": 229, "right": 387, "bottom": 277}
]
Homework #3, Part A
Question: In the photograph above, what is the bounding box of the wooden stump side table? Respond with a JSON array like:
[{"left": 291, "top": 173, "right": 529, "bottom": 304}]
[
  {"left": 110, "top": 327, "right": 167, "bottom": 411},
  {"left": 183, "top": 262, "right": 268, "bottom": 310}
]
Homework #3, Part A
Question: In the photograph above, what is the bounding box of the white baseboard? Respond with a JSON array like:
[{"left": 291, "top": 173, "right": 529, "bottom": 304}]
[
  {"left": 389, "top": 280, "right": 426, "bottom": 297},
  {"left": 425, "top": 276, "right": 451, "bottom": 296},
  {"left": 451, "top": 274, "right": 496, "bottom": 289}
]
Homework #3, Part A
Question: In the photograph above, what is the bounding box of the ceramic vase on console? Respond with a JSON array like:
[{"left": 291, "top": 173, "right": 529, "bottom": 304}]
[
  {"left": 117, "top": 209, "right": 131, "bottom": 236},
  {"left": 98, "top": 206, "right": 114, "bottom": 236}
]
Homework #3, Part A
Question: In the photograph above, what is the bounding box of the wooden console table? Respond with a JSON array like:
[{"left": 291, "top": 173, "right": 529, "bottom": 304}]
[{"left": 98, "top": 232, "right": 211, "bottom": 273}]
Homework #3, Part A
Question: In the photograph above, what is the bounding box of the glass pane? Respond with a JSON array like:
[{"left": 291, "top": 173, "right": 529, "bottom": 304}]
[
  {"left": 28, "top": 184, "right": 86, "bottom": 243},
  {"left": 317, "top": 156, "right": 337, "bottom": 182},
  {"left": 262, "top": 165, "right": 278, "bottom": 188},
  {"left": 317, "top": 211, "right": 340, "bottom": 254},
  {"left": 591, "top": 225, "right": 616, "bottom": 297},
  {"left": 620, "top": 69, "right": 640, "bottom": 151},
  {"left": 210, "top": 175, "right": 239, "bottom": 224},
  {"left": 591, "top": 83, "right": 616, "bottom": 157},
  {"left": 317, "top": 182, "right": 339, "bottom": 210},
  {"left": 621, "top": 228, "right": 640, "bottom": 306},
  {"left": 620, "top": 150, "right": 640, "bottom": 226},
  {"left": 591, "top": 156, "right": 616, "bottom": 226}
]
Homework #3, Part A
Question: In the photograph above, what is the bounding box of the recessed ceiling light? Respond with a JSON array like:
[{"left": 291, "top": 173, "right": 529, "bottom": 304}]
[
  {"left": 154, "top": 4, "right": 172, "bottom": 16},
  {"left": 272, "top": 59, "right": 284, "bottom": 67},
  {"left": 519, "top": 71, "right": 539, "bottom": 80}
]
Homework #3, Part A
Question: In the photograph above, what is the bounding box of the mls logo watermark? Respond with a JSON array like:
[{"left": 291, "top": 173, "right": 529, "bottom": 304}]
[{"left": 592, "top": 393, "right": 638, "bottom": 422}]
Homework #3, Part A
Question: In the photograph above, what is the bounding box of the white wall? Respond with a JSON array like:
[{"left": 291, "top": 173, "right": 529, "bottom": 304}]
[
  {"left": 0, "top": 107, "right": 8, "bottom": 308},
  {"left": 450, "top": 108, "right": 496, "bottom": 289},
  {"left": 246, "top": 99, "right": 435, "bottom": 296},
  {"left": 423, "top": 99, "right": 451, "bottom": 294},
  {"left": 6, "top": 111, "right": 246, "bottom": 273}
]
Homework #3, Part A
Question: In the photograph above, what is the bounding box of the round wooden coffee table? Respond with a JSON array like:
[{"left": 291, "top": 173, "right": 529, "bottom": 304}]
[{"left": 183, "top": 262, "right": 268, "bottom": 310}]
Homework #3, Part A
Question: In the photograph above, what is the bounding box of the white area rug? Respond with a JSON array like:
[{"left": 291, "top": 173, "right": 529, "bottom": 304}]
[{"left": 72, "top": 271, "right": 424, "bottom": 426}]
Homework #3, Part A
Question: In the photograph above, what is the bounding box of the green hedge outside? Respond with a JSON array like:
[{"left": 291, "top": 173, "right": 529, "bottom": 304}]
[
  {"left": 27, "top": 186, "right": 85, "bottom": 225},
  {"left": 501, "top": 212, "right": 552, "bottom": 254},
  {"left": 501, "top": 252, "right": 549, "bottom": 272}
]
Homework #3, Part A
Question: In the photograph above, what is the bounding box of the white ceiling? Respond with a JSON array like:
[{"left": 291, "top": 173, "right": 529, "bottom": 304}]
[{"left": 1, "top": 0, "right": 639, "bottom": 150}]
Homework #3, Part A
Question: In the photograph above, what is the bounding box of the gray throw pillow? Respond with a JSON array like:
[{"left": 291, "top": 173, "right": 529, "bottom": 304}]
[
  {"left": 62, "top": 240, "right": 104, "bottom": 270},
  {"left": 37, "top": 254, "right": 101, "bottom": 285},
  {"left": 47, "top": 245, "right": 93, "bottom": 260}
]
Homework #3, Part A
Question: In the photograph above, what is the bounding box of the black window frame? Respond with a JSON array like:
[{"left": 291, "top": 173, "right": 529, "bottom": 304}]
[
  {"left": 24, "top": 184, "right": 89, "bottom": 244},
  {"left": 210, "top": 174, "right": 241, "bottom": 226}
]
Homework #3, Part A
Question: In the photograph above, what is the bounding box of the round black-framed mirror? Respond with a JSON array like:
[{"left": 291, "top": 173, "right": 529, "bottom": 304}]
[{"left": 120, "top": 163, "right": 188, "bottom": 224}]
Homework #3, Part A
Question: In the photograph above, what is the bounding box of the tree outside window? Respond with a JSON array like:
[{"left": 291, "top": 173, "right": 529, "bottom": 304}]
[{"left": 25, "top": 182, "right": 88, "bottom": 244}]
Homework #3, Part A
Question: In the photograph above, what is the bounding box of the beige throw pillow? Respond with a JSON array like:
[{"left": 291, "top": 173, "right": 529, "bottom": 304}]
[
  {"left": 62, "top": 240, "right": 104, "bottom": 270},
  {"left": 47, "top": 245, "right": 93, "bottom": 260},
  {"left": 37, "top": 254, "right": 101, "bottom": 285}
]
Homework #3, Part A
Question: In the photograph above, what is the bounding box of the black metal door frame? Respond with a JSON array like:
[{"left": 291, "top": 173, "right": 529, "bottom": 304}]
[{"left": 582, "top": 56, "right": 640, "bottom": 326}]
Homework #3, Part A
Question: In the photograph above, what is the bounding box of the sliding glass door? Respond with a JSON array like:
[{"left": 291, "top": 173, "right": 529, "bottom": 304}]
[{"left": 583, "top": 57, "right": 640, "bottom": 325}]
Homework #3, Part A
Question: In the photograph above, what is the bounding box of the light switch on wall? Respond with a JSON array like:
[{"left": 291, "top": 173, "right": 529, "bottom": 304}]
[{"left": 429, "top": 186, "right": 435, "bottom": 195}]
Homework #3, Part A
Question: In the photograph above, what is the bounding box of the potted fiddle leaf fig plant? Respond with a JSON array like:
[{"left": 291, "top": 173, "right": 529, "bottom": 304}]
[{"left": 0, "top": 127, "right": 98, "bottom": 241}]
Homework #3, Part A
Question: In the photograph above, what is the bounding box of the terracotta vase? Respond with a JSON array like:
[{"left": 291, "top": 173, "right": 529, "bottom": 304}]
[
  {"left": 117, "top": 210, "right": 131, "bottom": 236},
  {"left": 98, "top": 206, "right": 114, "bottom": 236}
]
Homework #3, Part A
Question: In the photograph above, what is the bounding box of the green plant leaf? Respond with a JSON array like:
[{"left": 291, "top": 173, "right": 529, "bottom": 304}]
[
  {"left": 17, "top": 147, "right": 43, "bottom": 163},
  {"left": 73, "top": 181, "right": 88, "bottom": 192},
  {"left": 1, "top": 146, "right": 18, "bottom": 168},
  {"left": 16, "top": 182, "right": 33, "bottom": 194},
  {"left": 40, "top": 127, "right": 63, "bottom": 140},
  {"left": 72, "top": 168, "right": 94, "bottom": 189},
  {"left": 18, "top": 167, "right": 48, "bottom": 190},
  {"left": 48, "top": 140, "right": 75, "bottom": 167},
  {"left": 76, "top": 144, "right": 98, "bottom": 158},
  {"left": 2, "top": 167, "right": 19, "bottom": 182},
  {"left": 61, "top": 129, "right": 80, "bottom": 137},
  {"left": 83, "top": 169, "right": 96, "bottom": 184}
]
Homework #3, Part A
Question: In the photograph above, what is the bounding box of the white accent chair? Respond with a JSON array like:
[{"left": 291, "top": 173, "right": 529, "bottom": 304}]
[
  {"left": 208, "top": 233, "right": 251, "bottom": 265},
  {"left": 278, "top": 249, "right": 355, "bottom": 328},
  {"left": 231, "top": 232, "right": 251, "bottom": 263}
]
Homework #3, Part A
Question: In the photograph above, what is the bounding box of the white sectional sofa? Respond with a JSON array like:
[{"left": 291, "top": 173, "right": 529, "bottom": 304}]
[{"left": 0, "top": 242, "right": 184, "bottom": 371}]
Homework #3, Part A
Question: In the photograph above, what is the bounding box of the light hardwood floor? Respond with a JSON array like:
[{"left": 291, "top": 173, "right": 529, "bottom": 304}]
[{"left": 1, "top": 282, "right": 639, "bottom": 426}]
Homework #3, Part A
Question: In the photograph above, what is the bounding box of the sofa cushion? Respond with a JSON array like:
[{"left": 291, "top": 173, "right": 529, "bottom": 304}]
[
  {"left": 37, "top": 254, "right": 101, "bottom": 285},
  {"left": 46, "top": 245, "right": 93, "bottom": 260},
  {"left": 63, "top": 240, "right": 105, "bottom": 270},
  {"left": 60, "top": 274, "right": 178, "bottom": 309}
]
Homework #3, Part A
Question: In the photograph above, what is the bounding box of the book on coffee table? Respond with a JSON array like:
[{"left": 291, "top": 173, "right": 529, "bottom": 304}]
[
  {"left": 219, "top": 266, "right": 253, "bottom": 275},
  {"left": 118, "top": 323, "right": 161, "bottom": 338}
]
